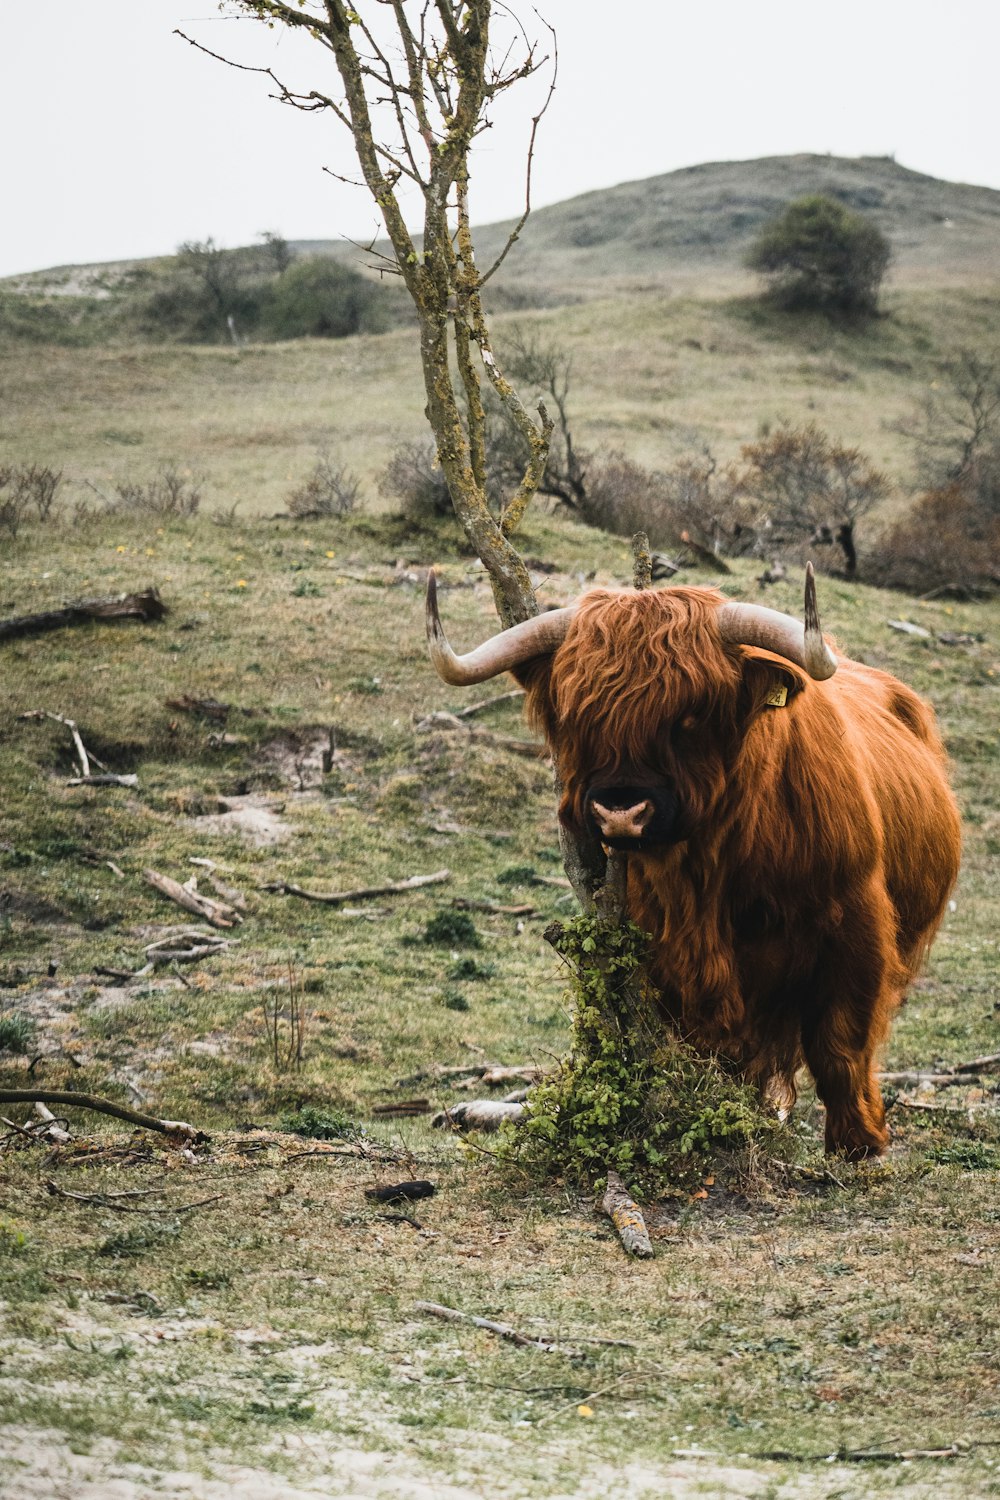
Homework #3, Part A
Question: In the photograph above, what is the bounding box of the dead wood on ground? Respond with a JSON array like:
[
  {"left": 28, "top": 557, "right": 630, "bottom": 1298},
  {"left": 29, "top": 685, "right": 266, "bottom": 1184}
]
[
  {"left": 265, "top": 869, "right": 450, "bottom": 906},
  {"left": 880, "top": 1052, "right": 1000, "bottom": 1087},
  {"left": 451, "top": 897, "right": 536, "bottom": 916},
  {"left": 0, "top": 588, "right": 166, "bottom": 642},
  {"left": 452, "top": 688, "right": 525, "bottom": 719},
  {"left": 45, "top": 1179, "right": 223, "bottom": 1213},
  {"left": 415, "top": 710, "right": 547, "bottom": 759},
  {"left": 143, "top": 869, "right": 243, "bottom": 929},
  {"left": 601, "top": 1169, "right": 655, "bottom": 1259},
  {"left": 0, "top": 1090, "right": 206, "bottom": 1142},
  {"left": 413, "top": 1300, "right": 569, "bottom": 1353}
]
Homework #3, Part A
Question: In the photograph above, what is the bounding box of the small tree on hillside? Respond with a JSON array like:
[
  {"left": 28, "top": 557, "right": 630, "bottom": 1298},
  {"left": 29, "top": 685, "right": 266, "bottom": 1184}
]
[{"left": 746, "top": 195, "right": 891, "bottom": 316}]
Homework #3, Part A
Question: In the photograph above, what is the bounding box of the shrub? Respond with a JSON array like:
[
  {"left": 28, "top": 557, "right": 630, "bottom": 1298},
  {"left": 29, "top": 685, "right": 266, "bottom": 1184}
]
[
  {"left": 107, "top": 462, "right": 202, "bottom": 517},
  {"left": 868, "top": 479, "right": 1000, "bottom": 596},
  {"left": 577, "top": 450, "right": 756, "bottom": 561},
  {"left": 286, "top": 452, "right": 361, "bottom": 518},
  {"left": 746, "top": 194, "right": 891, "bottom": 316},
  {"left": 278, "top": 1104, "right": 358, "bottom": 1139},
  {"left": 0, "top": 1012, "right": 35, "bottom": 1055},
  {"left": 421, "top": 911, "right": 481, "bottom": 948},
  {"left": 0, "top": 464, "right": 63, "bottom": 536},
  {"left": 263, "top": 257, "right": 385, "bottom": 340},
  {"left": 378, "top": 440, "right": 452, "bottom": 521}
]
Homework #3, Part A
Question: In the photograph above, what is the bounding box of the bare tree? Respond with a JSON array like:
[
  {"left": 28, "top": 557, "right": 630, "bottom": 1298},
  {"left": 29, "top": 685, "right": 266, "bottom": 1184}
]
[
  {"left": 732, "top": 422, "right": 890, "bottom": 576},
  {"left": 897, "top": 349, "right": 1000, "bottom": 492},
  {"left": 187, "top": 2, "right": 556, "bottom": 629}
]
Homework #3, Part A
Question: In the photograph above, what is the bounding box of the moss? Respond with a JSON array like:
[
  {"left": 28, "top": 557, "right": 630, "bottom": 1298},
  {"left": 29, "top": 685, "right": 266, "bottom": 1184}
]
[
  {"left": 421, "top": 911, "right": 481, "bottom": 948},
  {"left": 497, "top": 915, "right": 789, "bottom": 1195}
]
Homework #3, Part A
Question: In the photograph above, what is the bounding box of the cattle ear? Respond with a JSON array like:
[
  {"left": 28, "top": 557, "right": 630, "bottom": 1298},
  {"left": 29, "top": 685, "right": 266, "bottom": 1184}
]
[{"left": 739, "top": 653, "right": 807, "bottom": 717}]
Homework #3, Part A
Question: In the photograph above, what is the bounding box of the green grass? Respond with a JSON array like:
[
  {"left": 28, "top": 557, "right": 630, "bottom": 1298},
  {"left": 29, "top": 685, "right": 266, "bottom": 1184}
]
[{"left": 1, "top": 345, "right": 999, "bottom": 1494}]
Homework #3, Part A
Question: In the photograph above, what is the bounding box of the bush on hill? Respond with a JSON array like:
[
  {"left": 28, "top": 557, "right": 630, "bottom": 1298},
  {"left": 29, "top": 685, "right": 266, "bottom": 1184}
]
[
  {"left": 746, "top": 194, "right": 891, "bottom": 316},
  {"left": 262, "top": 257, "right": 385, "bottom": 340}
]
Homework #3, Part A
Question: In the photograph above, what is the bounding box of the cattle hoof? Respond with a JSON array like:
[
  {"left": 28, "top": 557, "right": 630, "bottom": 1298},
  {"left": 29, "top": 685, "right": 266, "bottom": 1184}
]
[{"left": 431, "top": 1100, "right": 526, "bottom": 1133}]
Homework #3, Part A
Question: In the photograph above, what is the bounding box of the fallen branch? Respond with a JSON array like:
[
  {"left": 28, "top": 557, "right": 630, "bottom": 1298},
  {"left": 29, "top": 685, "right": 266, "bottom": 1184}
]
[
  {"left": 0, "top": 588, "right": 166, "bottom": 643},
  {"left": 413, "top": 1300, "right": 565, "bottom": 1353},
  {"left": 415, "top": 711, "right": 547, "bottom": 759},
  {"left": 601, "top": 1170, "right": 654, "bottom": 1259},
  {"left": 45, "top": 1179, "right": 222, "bottom": 1214},
  {"left": 452, "top": 688, "right": 525, "bottom": 719},
  {"left": 144, "top": 929, "right": 236, "bottom": 966},
  {"left": 265, "top": 869, "right": 450, "bottom": 906},
  {"left": 431, "top": 1100, "right": 526, "bottom": 1131},
  {"left": 887, "top": 618, "right": 932, "bottom": 639},
  {"left": 451, "top": 897, "right": 536, "bottom": 917},
  {"left": 34, "top": 1101, "right": 72, "bottom": 1144},
  {"left": 455, "top": 1065, "right": 544, "bottom": 1090},
  {"left": 143, "top": 869, "right": 243, "bottom": 929},
  {"left": 0, "top": 1090, "right": 206, "bottom": 1142},
  {"left": 879, "top": 1052, "right": 1000, "bottom": 1087},
  {"left": 757, "top": 1442, "right": 970, "bottom": 1464}
]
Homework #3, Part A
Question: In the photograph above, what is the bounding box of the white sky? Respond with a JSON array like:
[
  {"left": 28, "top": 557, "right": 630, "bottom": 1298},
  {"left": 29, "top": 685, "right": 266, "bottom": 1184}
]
[{"left": 3, "top": 0, "right": 999, "bottom": 279}]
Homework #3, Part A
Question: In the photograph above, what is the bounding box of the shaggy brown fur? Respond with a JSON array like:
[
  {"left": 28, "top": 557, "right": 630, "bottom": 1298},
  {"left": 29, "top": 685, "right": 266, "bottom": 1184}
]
[{"left": 515, "top": 586, "right": 961, "bottom": 1159}]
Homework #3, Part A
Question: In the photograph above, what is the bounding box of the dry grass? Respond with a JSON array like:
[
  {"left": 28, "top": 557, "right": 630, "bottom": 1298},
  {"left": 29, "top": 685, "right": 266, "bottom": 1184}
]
[{"left": 4, "top": 285, "right": 1000, "bottom": 522}]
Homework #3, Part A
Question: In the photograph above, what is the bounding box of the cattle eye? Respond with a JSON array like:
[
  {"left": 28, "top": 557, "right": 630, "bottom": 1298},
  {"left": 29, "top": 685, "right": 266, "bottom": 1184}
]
[{"left": 677, "top": 714, "right": 698, "bottom": 734}]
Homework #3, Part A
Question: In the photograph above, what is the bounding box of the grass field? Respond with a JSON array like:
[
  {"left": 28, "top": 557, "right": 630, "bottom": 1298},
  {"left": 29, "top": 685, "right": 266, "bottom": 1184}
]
[
  {"left": 0, "top": 446, "right": 998, "bottom": 1498},
  {"left": 4, "top": 282, "right": 1000, "bottom": 525}
]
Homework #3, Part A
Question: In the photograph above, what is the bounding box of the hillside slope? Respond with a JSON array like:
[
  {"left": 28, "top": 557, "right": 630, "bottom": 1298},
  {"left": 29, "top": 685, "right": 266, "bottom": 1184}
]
[
  {"left": 8, "top": 155, "right": 1000, "bottom": 303},
  {"left": 300, "top": 153, "right": 1000, "bottom": 298}
]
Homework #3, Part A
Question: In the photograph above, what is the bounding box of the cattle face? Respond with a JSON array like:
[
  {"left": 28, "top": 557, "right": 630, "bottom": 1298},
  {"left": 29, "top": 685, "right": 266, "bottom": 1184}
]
[{"left": 425, "top": 568, "right": 961, "bottom": 1160}]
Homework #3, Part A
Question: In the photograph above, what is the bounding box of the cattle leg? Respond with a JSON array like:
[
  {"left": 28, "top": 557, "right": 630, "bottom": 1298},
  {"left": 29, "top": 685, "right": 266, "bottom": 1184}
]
[{"left": 800, "top": 900, "right": 899, "bottom": 1160}]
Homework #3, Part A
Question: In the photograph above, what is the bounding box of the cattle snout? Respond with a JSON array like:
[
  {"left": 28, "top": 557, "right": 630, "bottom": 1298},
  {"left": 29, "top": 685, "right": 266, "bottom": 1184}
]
[{"left": 586, "top": 784, "right": 680, "bottom": 851}]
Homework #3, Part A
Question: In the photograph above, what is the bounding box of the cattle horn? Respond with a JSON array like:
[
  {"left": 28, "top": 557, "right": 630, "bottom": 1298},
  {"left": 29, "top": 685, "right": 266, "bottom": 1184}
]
[
  {"left": 717, "top": 563, "right": 838, "bottom": 680},
  {"left": 425, "top": 569, "right": 575, "bottom": 686}
]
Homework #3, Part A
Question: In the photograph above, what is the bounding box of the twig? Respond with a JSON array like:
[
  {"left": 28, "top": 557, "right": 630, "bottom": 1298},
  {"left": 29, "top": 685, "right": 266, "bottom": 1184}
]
[
  {"left": 17, "top": 709, "right": 91, "bottom": 777},
  {"left": 0, "top": 1090, "right": 206, "bottom": 1142},
  {"left": 45, "top": 1180, "right": 222, "bottom": 1214},
  {"left": 452, "top": 688, "right": 525, "bottom": 719},
  {"left": 264, "top": 869, "right": 450, "bottom": 906},
  {"left": 143, "top": 869, "right": 243, "bottom": 929},
  {"left": 413, "top": 1301, "right": 566, "bottom": 1353},
  {"left": 600, "top": 1170, "right": 654, "bottom": 1259}
]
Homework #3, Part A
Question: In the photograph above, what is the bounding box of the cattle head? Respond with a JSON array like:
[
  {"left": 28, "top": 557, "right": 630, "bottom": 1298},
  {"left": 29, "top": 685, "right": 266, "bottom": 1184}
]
[{"left": 426, "top": 567, "right": 836, "bottom": 855}]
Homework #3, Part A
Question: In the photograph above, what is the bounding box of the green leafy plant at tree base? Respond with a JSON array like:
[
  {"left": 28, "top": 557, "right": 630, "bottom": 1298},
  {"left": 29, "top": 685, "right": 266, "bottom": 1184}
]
[{"left": 495, "top": 914, "right": 793, "bottom": 1196}]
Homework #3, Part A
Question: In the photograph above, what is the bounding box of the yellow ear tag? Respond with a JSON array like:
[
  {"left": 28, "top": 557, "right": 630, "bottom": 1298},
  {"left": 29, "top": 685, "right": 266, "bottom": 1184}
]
[{"left": 765, "top": 684, "right": 788, "bottom": 708}]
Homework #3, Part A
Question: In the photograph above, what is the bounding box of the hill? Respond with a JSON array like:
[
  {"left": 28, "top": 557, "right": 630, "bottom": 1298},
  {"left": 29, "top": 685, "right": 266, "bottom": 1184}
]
[
  {"left": 7, "top": 154, "right": 1000, "bottom": 307},
  {"left": 302, "top": 153, "right": 1000, "bottom": 299}
]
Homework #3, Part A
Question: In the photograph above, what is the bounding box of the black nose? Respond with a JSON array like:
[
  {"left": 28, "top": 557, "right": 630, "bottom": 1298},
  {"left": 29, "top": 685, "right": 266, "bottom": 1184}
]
[{"left": 585, "top": 784, "right": 679, "bottom": 850}]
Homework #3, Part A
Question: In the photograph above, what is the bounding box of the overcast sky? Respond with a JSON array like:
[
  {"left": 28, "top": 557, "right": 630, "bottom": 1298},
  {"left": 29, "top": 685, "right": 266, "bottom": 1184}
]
[{"left": 3, "top": 0, "right": 999, "bottom": 278}]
